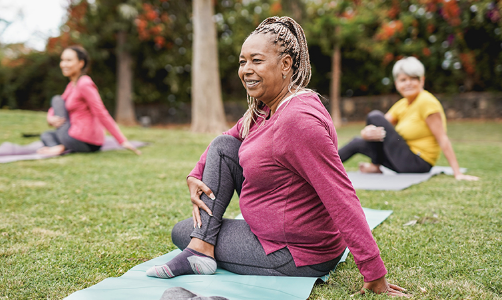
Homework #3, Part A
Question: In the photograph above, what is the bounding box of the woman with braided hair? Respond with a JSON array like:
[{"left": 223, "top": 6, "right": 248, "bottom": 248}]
[{"left": 148, "top": 17, "right": 408, "bottom": 297}]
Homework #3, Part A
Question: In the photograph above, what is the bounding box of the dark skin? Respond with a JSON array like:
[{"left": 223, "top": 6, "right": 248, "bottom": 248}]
[{"left": 188, "top": 33, "right": 410, "bottom": 297}]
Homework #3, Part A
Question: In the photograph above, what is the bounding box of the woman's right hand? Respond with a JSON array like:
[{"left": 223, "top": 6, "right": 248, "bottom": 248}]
[
  {"left": 187, "top": 176, "right": 215, "bottom": 229},
  {"left": 121, "top": 141, "right": 142, "bottom": 156},
  {"left": 454, "top": 173, "right": 479, "bottom": 181},
  {"left": 361, "top": 125, "right": 386, "bottom": 141},
  {"left": 48, "top": 116, "right": 66, "bottom": 128},
  {"left": 355, "top": 276, "right": 410, "bottom": 297}
]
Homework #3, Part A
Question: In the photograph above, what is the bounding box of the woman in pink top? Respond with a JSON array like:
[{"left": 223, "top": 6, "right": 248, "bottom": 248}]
[
  {"left": 37, "top": 46, "right": 140, "bottom": 156},
  {"left": 147, "top": 17, "right": 408, "bottom": 297}
]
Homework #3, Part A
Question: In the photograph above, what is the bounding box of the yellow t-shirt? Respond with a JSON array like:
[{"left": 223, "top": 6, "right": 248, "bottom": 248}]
[{"left": 387, "top": 90, "right": 446, "bottom": 165}]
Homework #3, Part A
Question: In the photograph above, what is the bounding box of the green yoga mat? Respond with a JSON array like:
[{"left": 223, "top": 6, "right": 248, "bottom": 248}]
[{"left": 64, "top": 207, "right": 392, "bottom": 300}]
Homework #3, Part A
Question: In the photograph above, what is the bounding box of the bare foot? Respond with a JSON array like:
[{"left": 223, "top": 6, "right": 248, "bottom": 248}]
[
  {"left": 37, "top": 145, "right": 65, "bottom": 156},
  {"left": 359, "top": 162, "right": 382, "bottom": 174},
  {"left": 186, "top": 238, "right": 215, "bottom": 258}
]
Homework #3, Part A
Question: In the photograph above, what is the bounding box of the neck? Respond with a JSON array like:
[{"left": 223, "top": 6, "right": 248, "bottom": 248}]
[
  {"left": 69, "top": 73, "right": 82, "bottom": 84},
  {"left": 263, "top": 87, "right": 292, "bottom": 117},
  {"left": 406, "top": 89, "right": 423, "bottom": 104}
]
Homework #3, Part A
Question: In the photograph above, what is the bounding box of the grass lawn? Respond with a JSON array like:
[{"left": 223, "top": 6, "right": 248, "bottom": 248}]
[{"left": 1, "top": 109, "right": 501, "bottom": 299}]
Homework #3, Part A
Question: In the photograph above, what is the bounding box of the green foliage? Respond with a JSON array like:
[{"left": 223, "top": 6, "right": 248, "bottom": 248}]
[
  {"left": 306, "top": 0, "right": 502, "bottom": 96},
  {"left": 0, "top": 0, "right": 501, "bottom": 113},
  {"left": 0, "top": 0, "right": 193, "bottom": 112},
  {"left": 0, "top": 51, "right": 67, "bottom": 110},
  {"left": 68, "top": 0, "right": 193, "bottom": 110},
  {"left": 1, "top": 110, "right": 501, "bottom": 299}
]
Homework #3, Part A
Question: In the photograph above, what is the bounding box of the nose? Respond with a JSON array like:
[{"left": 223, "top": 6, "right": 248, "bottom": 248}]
[{"left": 241, "top": 62, "right": 253, "bottom": 75}]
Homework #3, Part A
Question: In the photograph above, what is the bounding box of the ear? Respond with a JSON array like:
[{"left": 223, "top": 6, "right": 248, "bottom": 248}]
[
  {"left": 419, "top": 76, "right": 425, "bottom": 88},
  {"left": 280, "top": 54, "right": 293, "bottom": 77},
  {"left": 78, "top": 59, "right": 85, "bottom": 71}
]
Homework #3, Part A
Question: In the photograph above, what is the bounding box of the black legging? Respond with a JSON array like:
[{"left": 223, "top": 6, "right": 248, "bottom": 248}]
[
  {"left": 40, "top": 96, "right": 100, "bottom": 153},
  {"left": 338, "top": 110, "right": 432, "bottom": 173},
  {"left": 172, "top": 135, "right": 343, "bottom": 277}
]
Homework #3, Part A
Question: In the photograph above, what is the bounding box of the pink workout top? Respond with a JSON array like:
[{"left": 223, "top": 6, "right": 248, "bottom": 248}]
[
  {"left": 189, "top": 92, "right": 387, "bottom": 282},
  {"left": 47, "top": 75, "right": 126, "bottom": 145}
]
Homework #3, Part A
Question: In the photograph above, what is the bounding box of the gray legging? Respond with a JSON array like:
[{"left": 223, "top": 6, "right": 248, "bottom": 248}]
[
  {"left": 40, "top": 96, "right": 100, "bottom": 153},
  {"left": 172, "top": 135, "right": 342, "bottom": 277},
  {"left": 338, "top": 110, "right": 432, "bottom": 173}
]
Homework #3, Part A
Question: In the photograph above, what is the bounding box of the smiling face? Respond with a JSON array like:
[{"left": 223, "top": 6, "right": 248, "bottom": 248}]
[
  {"left": 60, "top": 49, "right": 84, "bottom": 81},
  {"left": 394, "top": 73, "right": 424, "bottom": 101},
  {"left": 238, "top": 34, "right": 291, "bottom": 107}
]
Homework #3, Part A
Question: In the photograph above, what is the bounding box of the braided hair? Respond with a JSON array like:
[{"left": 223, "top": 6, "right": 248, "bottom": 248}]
[{"left": 240, "top": 16, "right": 312, "bottom": 139}]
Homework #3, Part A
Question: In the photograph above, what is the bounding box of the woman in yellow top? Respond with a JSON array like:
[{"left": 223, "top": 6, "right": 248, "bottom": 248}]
[{"left": 338, "top": 57, "right": 478, "bottom": 181}]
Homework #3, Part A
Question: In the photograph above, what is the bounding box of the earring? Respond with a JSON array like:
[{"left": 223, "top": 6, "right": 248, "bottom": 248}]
[{"left": 282, "top": 74, "right": 286, "bottom": 79}]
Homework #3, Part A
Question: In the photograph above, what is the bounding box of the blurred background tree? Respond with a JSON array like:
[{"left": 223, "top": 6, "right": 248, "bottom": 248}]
[
  {"left": 1, "top": 0, "right": 501, "bottom": 125},
  {"left": 191, "top": 0, "right": 227, "bottom": 133}
]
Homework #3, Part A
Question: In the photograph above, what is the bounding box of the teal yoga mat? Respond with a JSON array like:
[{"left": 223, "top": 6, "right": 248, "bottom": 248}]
[{"left": 64, "top": 207, "right": 392, "bottom": 300}]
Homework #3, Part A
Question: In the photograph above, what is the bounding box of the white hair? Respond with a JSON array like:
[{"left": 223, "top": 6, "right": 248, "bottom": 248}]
[{"left": 392, "top": 57, "right": 425, "bottom": 79}]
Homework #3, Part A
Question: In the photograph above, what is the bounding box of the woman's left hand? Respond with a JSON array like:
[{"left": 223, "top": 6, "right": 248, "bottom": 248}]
[
  {"left": 454, "top": 173, "right": 479, "bottom": 181},
  {"left": 354, "top": 276, "right": 410, "bottom": 297},
  {"left": 121, "top": 141, "right": 142, "bottom": 155},
  {"left": 361, "top": 125, "right": 386, "bottom": 141}
]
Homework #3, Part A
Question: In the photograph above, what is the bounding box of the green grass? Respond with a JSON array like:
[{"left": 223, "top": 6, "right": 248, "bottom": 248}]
[{"left": 1, "top": 110, "right": 501, "bottom": 299}]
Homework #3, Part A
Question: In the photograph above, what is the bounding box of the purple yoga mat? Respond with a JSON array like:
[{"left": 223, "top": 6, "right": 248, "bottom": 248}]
[
  {"left": 0, "top": 137, "right": 148, "bottom": 163},
  {"left": 0, "top": 141, "right": 44, "bottom": 156}
]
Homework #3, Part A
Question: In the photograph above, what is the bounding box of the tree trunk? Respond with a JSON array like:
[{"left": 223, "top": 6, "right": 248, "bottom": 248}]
[
  {"left": 330, "top": 29, "right": 342, "bottom": 128},
  {"left": 191, "top": 0, "right": 227, "bottom": 133},
  {"left": 115, "top": 30, "right": 136, "bottom": 126},
  {"left": 283, "top": 0, "right": 304, "bottom": 22}
]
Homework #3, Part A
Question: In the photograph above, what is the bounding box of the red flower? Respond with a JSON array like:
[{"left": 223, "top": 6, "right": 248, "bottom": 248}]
[
  {"left": 150, "top": 25, "right": 163, "bottom": 35},
  {"left": 271, "top": 2, "right": 282, "bottom": 14},
  {"left": 155, "top": 36, "right": 166, "bottom": 47},
  {"left": 161, "top": 13, "right": 170, "bottom": 23},
  {"left": 383, "top": 53, "right": 394, "bottom": 66},
  {"left": 459, "top": 52, "right": 476, "bottom": 74},
  {"left": 388, "top": 1, "right": 400, "bottom": 19},
  {"left": 427, "top": 23, "right": 435, "bottom": 33},
  {"left": 441, "top": 0, "right": 461, "bottom": 26},
  {"left": 146, "top": 10, "right": 158, "bottom": 21}
]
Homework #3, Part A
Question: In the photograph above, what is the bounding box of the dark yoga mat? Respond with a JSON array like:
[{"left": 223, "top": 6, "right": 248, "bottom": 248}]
[
  {"left": 0, "top": 137, "right": 148, "bottom": 163},
  {"left": 347, "top": 166, "right": 467, "bottom": 191}
]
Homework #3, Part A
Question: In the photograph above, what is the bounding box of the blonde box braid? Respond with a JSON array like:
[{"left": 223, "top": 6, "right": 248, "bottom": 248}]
[{"left": 239, "top": 16, "right": 312, "bottom": 139}]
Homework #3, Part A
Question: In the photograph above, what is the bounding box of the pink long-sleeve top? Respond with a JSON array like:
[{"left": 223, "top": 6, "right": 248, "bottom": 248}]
[
  {"left": 189, "top": 92, "right": 387, "bottom": 282},
  {"left": 47, "top": 75, "right": 126, "bottom": 145}
]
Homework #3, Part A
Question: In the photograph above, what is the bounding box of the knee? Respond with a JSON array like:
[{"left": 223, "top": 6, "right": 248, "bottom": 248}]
[
  {"left": 345, "top": 136, "right": 367, "bottom": 151},
  {"left": 211, "top": 135, "right": 240, "bottom": 148},
  {"left": 51, "top": 95, "right": 64, "bottom": 107},
  {"left": 351, "top": 136, "right": 366, "bottom": 146},
  {"left": 171, "top": 219, "right": 193, "bottom": 250},
  {"left": 40, "top": 131, "right": 54, "bottom": 146},
  {"left": 209, "top": 135, "right": 241, "bottom": 156},
  {"left": 40, "top": 131, "right": 51, "bottom": 140},
  {"left": 366, "top": 110, "right": 386, "bottom": 126}
]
